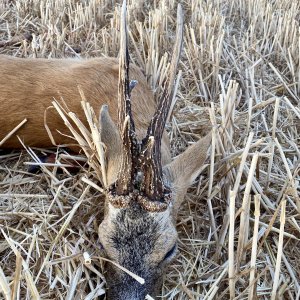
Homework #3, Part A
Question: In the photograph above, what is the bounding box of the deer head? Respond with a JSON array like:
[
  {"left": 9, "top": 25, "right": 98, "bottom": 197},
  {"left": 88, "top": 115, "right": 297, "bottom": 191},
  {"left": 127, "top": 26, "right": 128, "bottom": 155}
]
[{"left": 98, "top": 2, "right": 211, "bottom": 299}]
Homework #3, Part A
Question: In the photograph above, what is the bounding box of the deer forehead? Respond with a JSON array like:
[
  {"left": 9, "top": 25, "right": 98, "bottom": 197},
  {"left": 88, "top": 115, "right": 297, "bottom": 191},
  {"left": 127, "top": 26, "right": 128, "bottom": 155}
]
[{"left": 99, "top": 203, "right": 177, "bottom": 263}]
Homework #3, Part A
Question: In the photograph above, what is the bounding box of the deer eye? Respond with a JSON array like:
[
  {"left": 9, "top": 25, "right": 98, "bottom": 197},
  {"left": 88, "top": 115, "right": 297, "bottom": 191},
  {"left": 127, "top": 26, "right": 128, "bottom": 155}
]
[{"left": 163, "top": 243, "right": 177, "bottom": 261}]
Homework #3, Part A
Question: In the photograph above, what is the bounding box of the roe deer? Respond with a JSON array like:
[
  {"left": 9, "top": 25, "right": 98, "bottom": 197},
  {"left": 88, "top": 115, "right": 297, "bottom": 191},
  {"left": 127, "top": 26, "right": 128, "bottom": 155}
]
[
  {"left": 0, "top": 2, "right": 211, "bottom": 299},
  {"left": 97, "top": 3, "right": 211, "bottom": 299}
]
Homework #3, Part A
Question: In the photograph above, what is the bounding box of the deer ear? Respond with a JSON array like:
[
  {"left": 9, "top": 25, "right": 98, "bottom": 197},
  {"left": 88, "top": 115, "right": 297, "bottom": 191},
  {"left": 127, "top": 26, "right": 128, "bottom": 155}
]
[
  {"left": 163, "top": 133, "right": 211, "bottom": 208},
  {"left": 99, "top": 105, "right": 123, "bottom": 187}
]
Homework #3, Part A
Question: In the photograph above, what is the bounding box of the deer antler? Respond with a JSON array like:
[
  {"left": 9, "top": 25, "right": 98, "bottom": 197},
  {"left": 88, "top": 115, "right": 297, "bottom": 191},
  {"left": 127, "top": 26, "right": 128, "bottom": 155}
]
[
  {"left": 116, "top": 0, "right": 137, "bottom": 196},
  {"left": 108, "top": 0, "right": 137, "bottom": 207},
  {"left": 137, "top": 5, "right": 184, "bottom": 211},
  {"left": 108, "top": 1, "right": 184, "bottom": 211}
]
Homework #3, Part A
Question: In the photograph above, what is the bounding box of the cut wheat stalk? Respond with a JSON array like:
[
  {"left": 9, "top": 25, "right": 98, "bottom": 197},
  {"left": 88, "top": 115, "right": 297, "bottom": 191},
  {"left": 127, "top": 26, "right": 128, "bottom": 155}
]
[
  {"left": 228, "top": 190, "right": 236, "bottom": 299},
  {"left": 0, "top": 118, "right": 27, "bottom": 147},
  {"left": 0, "top": 265, "right": 11, "bottom": 300},
  {"left": 271, "top": 200, "right": 287, "bottom": 299},
  {"left": 236, "top": 153, "right": 259, "bottom": 270},
  {"left": 248, "top": 194, "right": 261, "bottom": 300},
  {"left": 1, "top": 230, "right": 41, "bottom": 299}
]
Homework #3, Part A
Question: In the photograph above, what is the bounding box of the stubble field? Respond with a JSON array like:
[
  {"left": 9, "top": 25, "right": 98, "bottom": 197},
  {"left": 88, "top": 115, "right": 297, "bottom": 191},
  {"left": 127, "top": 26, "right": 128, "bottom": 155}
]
[{"left": 0, "top": 0, "right": 299, "bottom": 299}]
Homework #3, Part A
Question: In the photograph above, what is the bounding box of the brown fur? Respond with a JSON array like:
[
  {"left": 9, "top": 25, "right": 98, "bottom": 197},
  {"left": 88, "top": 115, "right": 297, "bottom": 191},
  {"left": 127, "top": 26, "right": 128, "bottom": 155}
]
[{"left": 0, "top": 55, "right": 171, "bottom": 163}]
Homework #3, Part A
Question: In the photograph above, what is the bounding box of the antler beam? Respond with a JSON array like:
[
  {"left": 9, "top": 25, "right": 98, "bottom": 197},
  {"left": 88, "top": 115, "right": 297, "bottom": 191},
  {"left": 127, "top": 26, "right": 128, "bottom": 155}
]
[
  {"left": 115, "top": 0, "right": 137, "bottom": 197},
  {"left": 138, "top": 4, "right": 184, "bottom": 207}
]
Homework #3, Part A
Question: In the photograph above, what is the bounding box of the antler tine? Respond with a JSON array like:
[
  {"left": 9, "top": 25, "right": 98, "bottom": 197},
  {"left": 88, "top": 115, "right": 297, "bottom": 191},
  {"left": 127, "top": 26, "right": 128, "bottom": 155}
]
[
  {"left": 115, "top": 0, "right": 136, "bottom": 196},
  {"left": 139, "top": 5, "right": 184, "bottom": 207}
]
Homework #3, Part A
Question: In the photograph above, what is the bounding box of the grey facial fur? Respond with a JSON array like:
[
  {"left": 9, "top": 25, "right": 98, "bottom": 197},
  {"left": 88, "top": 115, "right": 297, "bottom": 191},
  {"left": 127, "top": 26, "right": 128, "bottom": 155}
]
[{"left": 99, "top": 202, "right": 177, "bottom": 299}]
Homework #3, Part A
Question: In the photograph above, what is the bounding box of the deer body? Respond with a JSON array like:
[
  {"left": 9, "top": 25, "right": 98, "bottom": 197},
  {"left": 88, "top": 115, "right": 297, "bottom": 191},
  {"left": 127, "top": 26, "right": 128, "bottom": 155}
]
[
  {"left": 0, "top": 54, "right": 170, "bottom": 163},
  {"left": 0, "top": 3, "right": 211, "bottom": 299}
]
